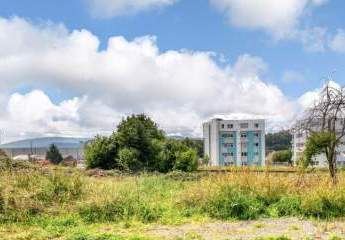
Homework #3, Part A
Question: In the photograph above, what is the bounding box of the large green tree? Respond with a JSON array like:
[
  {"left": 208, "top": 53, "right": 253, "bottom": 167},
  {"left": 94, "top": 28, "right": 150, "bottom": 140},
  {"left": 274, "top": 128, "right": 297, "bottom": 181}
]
[{"left": 85, "top": 114, "right": 199, "bottom": 172}]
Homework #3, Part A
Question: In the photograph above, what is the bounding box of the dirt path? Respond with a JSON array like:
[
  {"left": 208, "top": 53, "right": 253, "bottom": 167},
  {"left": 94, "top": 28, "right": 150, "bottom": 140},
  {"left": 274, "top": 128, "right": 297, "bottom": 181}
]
[{"left": 145, "top": 218, "right": 345, "bottom": 239}]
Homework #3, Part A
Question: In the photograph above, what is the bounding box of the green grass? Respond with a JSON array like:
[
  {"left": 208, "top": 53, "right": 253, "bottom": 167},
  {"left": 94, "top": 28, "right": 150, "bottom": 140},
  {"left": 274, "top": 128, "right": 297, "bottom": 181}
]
[{"left": 1, "top": 164, "right": 345, "bottom": 239}]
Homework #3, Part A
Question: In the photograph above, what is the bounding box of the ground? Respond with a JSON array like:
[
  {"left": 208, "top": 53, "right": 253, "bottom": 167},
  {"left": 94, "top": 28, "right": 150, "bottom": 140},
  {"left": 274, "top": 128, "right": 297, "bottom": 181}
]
[{"left": 2, "top": 218, "right": 345, "bottom": 240}]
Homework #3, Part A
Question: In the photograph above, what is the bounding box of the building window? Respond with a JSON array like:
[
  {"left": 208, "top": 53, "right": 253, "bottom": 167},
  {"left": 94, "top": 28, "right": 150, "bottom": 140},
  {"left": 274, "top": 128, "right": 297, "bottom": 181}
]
[
  {"left": 255, "top": 143, "right": 259, "bottom": 147},
  {"left": 254, "top": 132, "right": 259, "bottom": 137},
  {"left": 227, "top": 124, "right": 233, "bottom": 129},
  {"left": 221, "top": 124, "right": 224, "bottom": 129},
  {"left": 254, "top": 152, "right": 259, "bottom": 156},
  {"left": 241, "top": 133, "right": 247, "bottom": 138},
  {"left": 241, "top": 152, "right": 247, "bottom": 156},
  {"left": 254, "top": 123, "right": 259, "bottom": 128},
  {"left": 240, "top": 123, "right": 249, "bottom": 128}
]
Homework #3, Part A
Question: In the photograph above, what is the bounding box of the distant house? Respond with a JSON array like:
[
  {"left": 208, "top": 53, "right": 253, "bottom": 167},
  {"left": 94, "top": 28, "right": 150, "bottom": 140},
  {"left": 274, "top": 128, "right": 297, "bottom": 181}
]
[
  {"left": 0, "top": 137, "right": 89, "bottom": 161},
  {"left": 203, "top": 118, "right": 266, "bottom": 167}
]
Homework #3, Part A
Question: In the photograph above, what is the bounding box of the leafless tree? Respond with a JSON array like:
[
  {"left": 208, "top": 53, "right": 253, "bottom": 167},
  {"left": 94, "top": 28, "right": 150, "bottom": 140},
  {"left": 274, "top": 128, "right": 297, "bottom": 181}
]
[{"left": 294, "top": 81, "right": 345, "bottom": 184}]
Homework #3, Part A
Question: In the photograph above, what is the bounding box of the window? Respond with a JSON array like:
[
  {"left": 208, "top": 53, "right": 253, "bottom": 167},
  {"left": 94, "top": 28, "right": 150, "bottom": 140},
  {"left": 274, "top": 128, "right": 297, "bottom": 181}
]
[
  {"left": 254, "top": 123, "right": 259, "bottom": 128},
  {"left": 297, "top": 133, "right": 303, "bottom": 138},
  {"left": 241, "top": 133, "right": 247, "bottom": 138},
  {"left": 223, "top": 143, "right": 234, "bottom": 148},
  {"left": 254, "top": 152, "right": 259, "bottom": 156},
  {"left": 227, "top": 124, "right": 233, "bottom": 129},
  {"left": 255, "top": 143, "right": 259, "bottom": 147},
  {"left": 241, "top": 152, "right": 247, "bottom": 156},
  {"left": 221, "top": 124, "right": 224, "bottom": 129},
  {"left": 240, "top": 123, "right": 249, "bottom": 128},
  {"left": 254, "top": 132, "right": 259, "bottom": 137}
]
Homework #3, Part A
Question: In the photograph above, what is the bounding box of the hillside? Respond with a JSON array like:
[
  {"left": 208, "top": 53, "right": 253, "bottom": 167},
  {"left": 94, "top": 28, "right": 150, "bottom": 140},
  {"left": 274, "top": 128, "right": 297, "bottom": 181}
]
[{"left": 0, "top": 137, "right": 89, "bottom": 149}]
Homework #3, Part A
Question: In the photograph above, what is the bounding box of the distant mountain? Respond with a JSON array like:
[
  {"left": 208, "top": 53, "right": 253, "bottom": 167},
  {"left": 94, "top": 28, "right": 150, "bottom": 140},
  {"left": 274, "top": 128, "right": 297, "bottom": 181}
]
[{"left": 0, "top": 137, "right": 90, "bottom": 149}]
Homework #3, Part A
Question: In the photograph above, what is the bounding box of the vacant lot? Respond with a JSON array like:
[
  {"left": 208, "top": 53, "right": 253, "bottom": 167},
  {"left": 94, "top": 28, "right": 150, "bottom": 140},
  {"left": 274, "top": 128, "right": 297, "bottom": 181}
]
[{"left": 1, "top": 164, "right": 345, "bottom": 239}]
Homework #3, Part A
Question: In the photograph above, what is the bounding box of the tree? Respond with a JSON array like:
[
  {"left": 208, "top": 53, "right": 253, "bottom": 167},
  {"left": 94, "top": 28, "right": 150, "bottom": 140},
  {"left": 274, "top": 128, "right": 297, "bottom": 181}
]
[
  {"left": 46, "top": 144, "right": 63, "bottom": 165},
  {"left": 85, "top": 135, "right": 119, "bottom": 169},
  {"left": 174, "top": 149, "right": 198, "bottom": 172},
  {"left": 295, "top": 82, "right": 345, "bottom": 184},
  {"left": 266, "top": 130, "right": 292, "bottom": 152},
  {"left": 270, "top": 150, "right": 293, "bottom": 165},
  {"left": 116, "top": 114, "right": 164, "bottom": 170}
]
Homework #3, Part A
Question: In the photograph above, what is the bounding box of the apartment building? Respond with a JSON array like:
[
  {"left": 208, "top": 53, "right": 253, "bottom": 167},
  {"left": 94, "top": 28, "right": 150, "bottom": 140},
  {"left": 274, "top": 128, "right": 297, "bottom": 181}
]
[
  {"left": 203, "top": 118, "right": 266, "bottom": 166},
  {"left": 292, "top": 119, "right": 345, "bottom": 167}
]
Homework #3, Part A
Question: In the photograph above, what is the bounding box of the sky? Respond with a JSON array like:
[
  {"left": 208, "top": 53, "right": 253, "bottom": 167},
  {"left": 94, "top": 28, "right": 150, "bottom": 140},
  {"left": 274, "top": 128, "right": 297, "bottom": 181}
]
[{"left": 0, "top": 0, "right": 344, "bottom": 143}]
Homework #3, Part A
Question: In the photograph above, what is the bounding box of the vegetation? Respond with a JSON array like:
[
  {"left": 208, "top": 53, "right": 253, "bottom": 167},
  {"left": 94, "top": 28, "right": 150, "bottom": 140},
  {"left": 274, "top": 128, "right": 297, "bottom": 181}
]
[
  {"left": 269, "top": 150, "right": 293, "bottom": 165},
  {"left": 46, "top": 144, "right": 63, "bottom": 165},
  {"left": 297, "top": 83, "right": 345, "bottom": 184},
  {"left": 85, "top": 114, "right": 198, "bottom": 172},
  {"left": 265, "top": 130, "right": 292, "bottom": 152}
]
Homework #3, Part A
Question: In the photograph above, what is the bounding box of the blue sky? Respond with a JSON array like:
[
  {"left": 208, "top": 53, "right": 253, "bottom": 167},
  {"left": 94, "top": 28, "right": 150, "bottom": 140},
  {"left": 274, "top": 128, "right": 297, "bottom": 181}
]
[{"left": 0, "top": 0, "right": 345, "bottom": 141}]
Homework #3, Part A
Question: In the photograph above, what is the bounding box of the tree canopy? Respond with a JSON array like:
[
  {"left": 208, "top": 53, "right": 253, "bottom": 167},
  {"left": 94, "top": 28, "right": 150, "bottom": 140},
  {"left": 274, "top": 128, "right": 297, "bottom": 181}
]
[
  {"left": 46, "top": 144, "right": 63, "bottom": 165},
  {"left": 85, "top": 114, "right": 198, "bottom": 172}
]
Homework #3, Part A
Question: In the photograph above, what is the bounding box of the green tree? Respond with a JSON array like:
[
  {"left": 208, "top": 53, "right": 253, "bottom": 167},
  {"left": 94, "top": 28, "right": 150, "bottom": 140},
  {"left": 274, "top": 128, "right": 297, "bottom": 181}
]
[
  {"left": 116, "top": 114, "right": 164, "bottom": 170},
  {"left": 117, "top": 147, "right": 140, "bottom": 171},
  {"left": 270, "top": 150, "right": 293, "bottom": 165},
  {"left": 46, "top": 144, "right": 63, "bottom": 165},
  {"left": 174, "top": 148, "right": 198, "bottom": 172},
  {"left": 303, "top": 132, "right": 337, "bottom": 169},
  {"left": 266, "top": 130, "right": 292, "bottom": 152},
  {"left": 85, "top": 135, "right": 119, "bottom": 169}
]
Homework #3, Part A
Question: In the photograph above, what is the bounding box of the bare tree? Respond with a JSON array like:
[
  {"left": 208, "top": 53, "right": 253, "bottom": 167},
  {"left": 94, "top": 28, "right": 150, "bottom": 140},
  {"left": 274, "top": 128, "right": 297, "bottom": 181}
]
[{"left": 295, "top": 81, "right": 345, "bottom": 184}]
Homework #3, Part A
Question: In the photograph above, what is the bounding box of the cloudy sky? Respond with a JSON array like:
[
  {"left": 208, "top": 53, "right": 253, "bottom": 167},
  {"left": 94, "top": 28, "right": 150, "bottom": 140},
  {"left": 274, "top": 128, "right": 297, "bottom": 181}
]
[{"left": 0, "top": 0, "right": 344, "bottom": 142}]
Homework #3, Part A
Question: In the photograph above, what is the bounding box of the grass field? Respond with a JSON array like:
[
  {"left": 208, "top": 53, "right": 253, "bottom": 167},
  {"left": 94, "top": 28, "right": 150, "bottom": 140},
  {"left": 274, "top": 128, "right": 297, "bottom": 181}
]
[{"left": 1, "top": 164, "right": 345, "bottom": 239}]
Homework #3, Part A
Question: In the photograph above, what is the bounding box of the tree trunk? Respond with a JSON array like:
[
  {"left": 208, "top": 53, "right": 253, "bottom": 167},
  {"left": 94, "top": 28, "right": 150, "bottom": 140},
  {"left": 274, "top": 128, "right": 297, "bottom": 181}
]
[{"left": 328, "top": 150, "right": 338, "bottom": 185}]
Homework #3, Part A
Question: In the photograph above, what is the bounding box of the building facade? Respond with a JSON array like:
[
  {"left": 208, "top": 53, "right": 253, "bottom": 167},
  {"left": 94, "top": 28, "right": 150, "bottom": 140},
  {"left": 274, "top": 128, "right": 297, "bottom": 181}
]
[
  {"left": 292, "top": 120, "right": 345, "bottom": 167},
  {"left": 203, "top": 118, "right": 266, "bottom": 166}
]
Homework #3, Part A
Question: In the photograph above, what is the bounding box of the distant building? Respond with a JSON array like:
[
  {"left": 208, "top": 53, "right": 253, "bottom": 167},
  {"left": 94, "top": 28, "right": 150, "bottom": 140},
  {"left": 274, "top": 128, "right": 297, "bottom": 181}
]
[
  {"left": 292, "top": 119, "right": 345, "bottom": 167},
  {"left": 203, "top": 118, "right": 266, "bottom": 166}
]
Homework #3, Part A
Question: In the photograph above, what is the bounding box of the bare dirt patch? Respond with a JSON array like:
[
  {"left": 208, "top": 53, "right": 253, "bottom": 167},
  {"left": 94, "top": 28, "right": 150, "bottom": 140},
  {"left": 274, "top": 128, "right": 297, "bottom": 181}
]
[{"left": 145, "top": 218, "right": 345, "bottom": 239}]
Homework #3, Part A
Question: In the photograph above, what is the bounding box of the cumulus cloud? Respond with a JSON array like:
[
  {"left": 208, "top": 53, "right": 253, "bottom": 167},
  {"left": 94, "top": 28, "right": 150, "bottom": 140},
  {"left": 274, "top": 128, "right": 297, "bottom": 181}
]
[
  {"left": 209, "top": 0, "right": 345, "bottom": 53},
  {"left": 86, "top": 0, "right": 177, "bottom": 18},
  {"left": 0, "top": 16, "right": 305, "bottom": 142},
  {"left": 210, "top": 0, "right": 326, "bottom": 38}
]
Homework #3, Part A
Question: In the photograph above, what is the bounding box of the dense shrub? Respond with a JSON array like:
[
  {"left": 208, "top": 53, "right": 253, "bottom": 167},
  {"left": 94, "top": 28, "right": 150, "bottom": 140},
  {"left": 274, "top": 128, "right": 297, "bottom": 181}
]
[
  {"left": 270, "top": 150, "right": 292, "bottom": 165},
  {"left": 204, "top": 186, "right": 265, "bottom": 220},
  {"left": 85, "top": 114, "right": 199, "bottom": 172},
  {"left": 174, "top": 149, "right": 198, "bottom": 172},
  {"left": 85, "top": 136, "right": 119, "bottom": 170}
]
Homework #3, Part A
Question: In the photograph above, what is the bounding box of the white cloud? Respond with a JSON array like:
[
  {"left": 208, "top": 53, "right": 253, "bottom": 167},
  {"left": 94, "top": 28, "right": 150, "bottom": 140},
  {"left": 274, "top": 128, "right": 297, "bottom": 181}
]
[
  {"left": 329, "top": 29, "right": 345, "bottom": 53},
  {"left": 87, "top": 0, "right": 177, "bottom": 18},
  {"left": 0, "top": 17, "right": 302, "bottom": 141},
  {"left": 209, "top": 0, "right": 341, "bottom": 52},
  {"left": 210, "top": 0, "right": 327, "bottom": 39}
]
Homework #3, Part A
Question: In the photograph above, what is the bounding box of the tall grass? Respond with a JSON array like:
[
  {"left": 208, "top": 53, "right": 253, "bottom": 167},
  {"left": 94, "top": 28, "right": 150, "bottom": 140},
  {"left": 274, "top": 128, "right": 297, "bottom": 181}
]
[{"left": 1, "top": 165, "right": 345, "bottom": 225}]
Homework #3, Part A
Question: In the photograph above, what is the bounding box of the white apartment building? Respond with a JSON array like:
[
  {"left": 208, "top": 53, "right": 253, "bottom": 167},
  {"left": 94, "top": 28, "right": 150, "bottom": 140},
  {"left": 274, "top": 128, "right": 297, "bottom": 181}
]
[
  {"left": 292, "top": 119, "right": 345, "bottom": 167},
  {"left": 203, "top": 118, "right": 266, "bottom": 167}
]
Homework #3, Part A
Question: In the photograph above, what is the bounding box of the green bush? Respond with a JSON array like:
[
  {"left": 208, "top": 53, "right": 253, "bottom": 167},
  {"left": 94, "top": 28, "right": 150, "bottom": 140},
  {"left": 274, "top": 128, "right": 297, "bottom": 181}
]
[
  {"left": 205, "top": 186, "right": 265, "bottom": 220},
  {"left": 85, "top": 136, "right": 119, "bottom": 170},
  {"left": 174, "top": 149, "right": 198, "bottom": 172},
  {"left": 268, "top": 196, "right": 301, "bottom": 217}
]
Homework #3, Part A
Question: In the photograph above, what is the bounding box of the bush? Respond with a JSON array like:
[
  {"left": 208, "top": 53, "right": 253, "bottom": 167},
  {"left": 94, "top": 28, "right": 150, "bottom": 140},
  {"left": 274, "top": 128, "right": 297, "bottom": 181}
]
[
  {"left": 85, "top": 136, "right": 119, "bottom": 170},
  {"left": 117, "top": 148, "right": 140, "bottom": 171},
  {"left": 174, "top": 149, "right": 198, "bottom": 172},
  {"left": 205, "top": 186, "right": 265, "bottom": 220},
  {"left": 270, "top": 150, "right": 292, "bottom": 165}
]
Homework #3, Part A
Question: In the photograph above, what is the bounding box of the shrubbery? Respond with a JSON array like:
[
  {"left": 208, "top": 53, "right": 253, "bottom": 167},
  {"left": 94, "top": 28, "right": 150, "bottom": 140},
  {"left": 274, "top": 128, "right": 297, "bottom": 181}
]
[{"left": 85, "top": 114, "right": 199, "bottom": 172}]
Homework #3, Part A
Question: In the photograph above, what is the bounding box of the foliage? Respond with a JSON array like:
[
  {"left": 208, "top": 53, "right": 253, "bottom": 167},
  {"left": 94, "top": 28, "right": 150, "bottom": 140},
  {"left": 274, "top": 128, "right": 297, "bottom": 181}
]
[
  {"left": 46, "top": 144, "right": 63, "bottom": 165},
  {"left": 303, "top": 132, "right": 337, "bottom": 168},
  {"left": 180, "top": 137, "right": 203, "bottom": 158},
  {"left": 270, "top": 150, "right": 292, "bottom": 164},
  {"left": 174, "top": 149, "right": 198, "bottom": 172},
  {"left": 266, "top": 130, "right": 292, "bottom": 152},
  {"left": 85, "top": 114, "right": 199, "bottom": 172},
  {"left": 85, "top": 136, "right": 119, "bottom": 170},
  {"left": 0, "top": 149, "right": 11, "bottom": 170}
]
